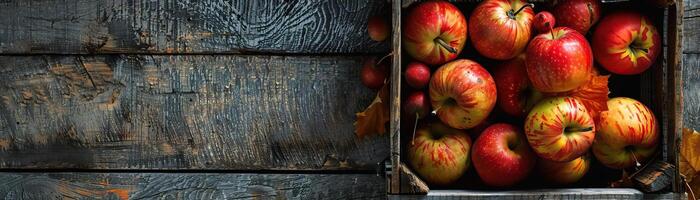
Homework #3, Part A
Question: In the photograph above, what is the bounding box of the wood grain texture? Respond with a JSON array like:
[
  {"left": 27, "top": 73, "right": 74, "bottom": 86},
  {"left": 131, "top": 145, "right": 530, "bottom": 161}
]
[
  {"left": 683, "top": 0, "right": 700, "bottom": 132},
  {"left": 0, "top": 55, "right": 389, "bottom": 170},
  {"left": 0, "top": 0, "right": 389, "bottom": 54},
  {"left": 0, "top": 173, "right": 386, "bottom": 200},
  {"left": 390, "top": 0, "right": 402, "bottom": 195}
]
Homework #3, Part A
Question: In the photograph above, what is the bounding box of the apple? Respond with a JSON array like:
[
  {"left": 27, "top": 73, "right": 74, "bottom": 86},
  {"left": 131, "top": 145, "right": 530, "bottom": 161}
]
[
  {"left": 469, "top": 0, "right": 534, "bottom": 60},
  {"left": 526, "top": 27, "right": 593, "bottom": 93},
  {"left": 533, "top": 11, "right": 556, "bottom": 33},
  {"left": 494, "top": 54, "right": 543, "bottom": 117},
  {"left": 405, "top": 61, "right": 431, "bottom": 89},
  {"left": 593, "top": 97, "right": 658, "bottom": 169},
  {"left": 538, "top": 153, "right": 591, "bottom": 184},
  {"left": 592, "top": 11, "right": 661, "bottom": 75},
  {"left": 403, "top": 1, "right": 467, "bottom": 65},
  {"left": 552, "top": 0, "right": 601, "bottom": 34},
  {"left": 429, "top": 59, "right": 497, "bottom": 129},
  {"left": 408, "top": 122, "right": 472, "bottom": 185},
  {"left": 404, "top": 91, "right": 430, "bottom": 119},
  {"left": 525, "top": 97, "right": 595, "bottom": 162},
  {"left": 472, "top": 123, "right": 536, "bottom": 187},
  {"left": 367, "top": 15, "right": 389, "bottom": 42},
  {"left": 360, "top": 57, "right": 387, "bottom": 90}
]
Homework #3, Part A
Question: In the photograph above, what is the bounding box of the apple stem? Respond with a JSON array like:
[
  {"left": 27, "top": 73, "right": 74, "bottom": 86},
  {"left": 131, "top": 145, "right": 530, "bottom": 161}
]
[
  {"left": 411, "top": 112, "right": 419, "bottom": 146},
  {"left": 548, "top": 22, "right": 555, "bottom": 39},
  {"left": 376, "top": 51, "right": 394, "bottom": 66},
  {"left": 684, "top": 177, "right": 697, "bottom": 200},
  {"left": 434, "top": 38, "right": 457, "bottom": 54},
  {"left": 630, "top": 150, "right": 642, "bottom": 168},
  {"left": 511, "top": 3, "right": 534, "bottom": 17}
]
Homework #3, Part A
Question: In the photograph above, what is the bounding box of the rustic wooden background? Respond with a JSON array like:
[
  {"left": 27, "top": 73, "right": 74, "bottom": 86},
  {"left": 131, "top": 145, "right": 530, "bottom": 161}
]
[{"left": 0, "top": 0, "right": 696, "bottom": 199}]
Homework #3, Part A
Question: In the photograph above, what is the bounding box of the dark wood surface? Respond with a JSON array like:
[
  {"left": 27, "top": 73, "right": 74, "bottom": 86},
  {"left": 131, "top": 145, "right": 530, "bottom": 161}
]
[
  {"left": 0, "top": 0, "right": 389, "bottom": 54},
  {"left": 0, "top": 55, "right": 388, "bottom": 170},
  {"left": 683, "top": 0, "right": 700, "bottom": 131},
  {"left": 0, "top": 173, "right": 386, "bottom": 200}
]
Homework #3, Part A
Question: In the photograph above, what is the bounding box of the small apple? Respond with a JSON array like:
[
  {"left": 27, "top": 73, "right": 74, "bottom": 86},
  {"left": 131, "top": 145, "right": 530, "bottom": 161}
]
[
  {"left": 469, "top": 0, "right": 534, "bottom": 60},
  {"left": 472, "top": 123, "right": 536, "bottom": 187},
  {"left": 403, "top": 1, "right": 467, "bottom": 65},
  {"left": 403, "top": 91, "right": 430, "bottom": 119},
  {"left": 429, "top": 59, "right": 497, "bottom": 129},
  {"left": 533, "top": 11, "right": 556, "bottom": 33},
  {"left": 525, "top": 97, "right": 595, "bottom": 162},
  {"left": 360, "top": 58, "right": 387, "bottom": 90},
  {"left": 538, "top": 153, "right": 591, "bottom": 184},
  {"left": 405, "top": 61, "right": 431, "bottom": 89},
  {"left": 526, "top": 27, "right": 593, "bottom": 93},
  {"left": 494, "top": 54, "right": 542, "bottom": 117},
  {"left": 592, "top": 11, "right": 661, "bottom": 75},
  {"left": 552, "top": 0, "right": 601, "bottom": 34},
  {"left": 408, "top": 122, "right": 472, "bottom": 185},
  {"left": 367, "top": 15, "right": 389, "bottom": 42},
  {"left": 593, "top": 97, "right": 658, "bottom": 169}
]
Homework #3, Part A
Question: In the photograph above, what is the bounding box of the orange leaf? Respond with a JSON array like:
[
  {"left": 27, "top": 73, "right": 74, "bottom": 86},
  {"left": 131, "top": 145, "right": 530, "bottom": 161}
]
[
  {"left": 681, "top": 128, "right": 700, "bottom": 192},
  {"left": 354, "top": 84, "right": 390, "bottom": 138},
  {"left": 546, "top": 74, "right": 610, "bottom": 122}
]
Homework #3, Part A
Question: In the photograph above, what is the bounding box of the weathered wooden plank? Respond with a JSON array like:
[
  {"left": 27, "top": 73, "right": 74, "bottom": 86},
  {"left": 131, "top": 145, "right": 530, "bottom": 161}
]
[
  {"left": 683, "top": 0, "right": 699, "bottom": 131},
  {"left": 389, "top": 189, "right": 646, "bottom": 200},
  {"left": 0, "top": 0, "right": 389, "bottom": 54},
  {"left": 0, "top": 173, "right": 386, "bottom": 199},
  {"left": 0, "top": 55, "right": 388, "bottom": 170}
]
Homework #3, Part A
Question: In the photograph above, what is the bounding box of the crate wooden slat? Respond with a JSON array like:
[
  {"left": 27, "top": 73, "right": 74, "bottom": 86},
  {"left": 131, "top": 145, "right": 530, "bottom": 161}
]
[
  {"left": 682, "top": 0, "right": 700, "bottom": 131},
  {"left": 389, "top": 0, "right": 686, "bottom": 198},
  {"left": 0, "top": 55, "right": 388, "bottom": 170},
  {"left": 0, "top": 173, "right": 386, "bottom": 199},
  {"left": 0, "top": 0, "right": 389, "bottom": 54}
]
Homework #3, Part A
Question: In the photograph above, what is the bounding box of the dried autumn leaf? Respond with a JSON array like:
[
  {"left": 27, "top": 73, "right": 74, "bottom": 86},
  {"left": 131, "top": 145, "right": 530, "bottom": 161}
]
[
  {"left": 681, "top": 128, "right": 700, "bottom": 188},
  {"left": 546, "top": 74, "right": 610, "bottom": 122},
  {"left": 354, "top": 84, "right": 389, "bottom": 138}
]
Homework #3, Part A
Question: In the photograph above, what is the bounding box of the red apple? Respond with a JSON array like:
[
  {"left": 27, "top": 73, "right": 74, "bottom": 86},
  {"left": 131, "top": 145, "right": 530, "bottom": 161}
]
[
  {"left": 533, "top": 11, "right": 556, "bottom": 33},
  {"left": 552, "top": 0, "right": 601, "bottom": 34},
  {"left": 469, "top": 0, "right": 534, "bottom": 60},
  {"left": 408, "top": 122, "right": 472, "bottom": 185},
  {"left": 403, "top": 1, "right": 467, "bottom": 65},
  {"left": 593, "top": 97, "right": 658, "bottom": 169},
  {"left": 494, "top": 54, "right": 543, "bottom": 117},
  {"left": 526, "top": 27, "right": 593, "bottom": 93},
  {"left": 592, "top": 11, "right": 661, "bottom": 75},
  {"left": 360, "top": 58, "right": 387, "bottom": 90},
  {"left": 472, "top": 123, "right": 536, "bottom": 187},
  {"left": 404, "top": 91, "right": 430, "bottom": 119},
  {"left": 525, "top": 97, "right": 595, "bottom": 162},
  {"left": 367, "top": 15, "right": 389, "bottom": 42},
  {"left": 429, "top": 59, "right": 497, "bottom": 129},
  {"left": 405, "top": 62, "right": 431, "bottom": 89},
  {"left": 538, "top": 153, "right": 591, "bottom": 184}
]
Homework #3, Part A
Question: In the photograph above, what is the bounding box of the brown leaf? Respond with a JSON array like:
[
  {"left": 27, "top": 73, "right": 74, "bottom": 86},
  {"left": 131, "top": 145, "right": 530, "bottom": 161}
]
[
  {"left": 546, "top": 74, "right": 609, "bottom": 122},
  {"left": 681, "top": 128, "right": 700, "bottom": 199},
  {"left": 354, "top": 84, "right": 390, "bottom": 138}
]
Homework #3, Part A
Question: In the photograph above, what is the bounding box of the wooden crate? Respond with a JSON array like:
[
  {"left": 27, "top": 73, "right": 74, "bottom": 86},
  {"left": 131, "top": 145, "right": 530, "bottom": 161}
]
[{"left": 387, "top": 0, "right": 685, "bottom": 198}]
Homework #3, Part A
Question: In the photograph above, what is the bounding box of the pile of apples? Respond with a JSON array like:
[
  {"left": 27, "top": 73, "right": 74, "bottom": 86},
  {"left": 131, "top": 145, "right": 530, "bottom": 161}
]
[{"left": 392, "top": 0, "right": 662, "bottom": 187}]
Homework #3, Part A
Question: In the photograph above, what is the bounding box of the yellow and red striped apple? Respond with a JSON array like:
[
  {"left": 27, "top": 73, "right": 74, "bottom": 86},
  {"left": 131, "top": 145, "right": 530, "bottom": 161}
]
[
  {"left": 525, "top": 97, "right": 595, "bottom": 162},
  {"left": 593, "top": 97, "right": 659, "bottom": 169},
  {"left": 592, "top": 11, "right": 661, "bottom": 75},
  {"left": 429, "top": 59, "right": 497, "bottom": 129},
  {"left": 408, "top": 122, "right": 472, "bottom": 185},
  {"left": 526, "top": 27, "right": 593, "bottom": 93},
  {"left": 538, "top": 154, "right": 591, "bottom": 184},
  {"left": 404, "top": 1, "right": 467, "bottom": 65},
  {"left": 469, "top": 0, "right": 534, "bottom": 60}
]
